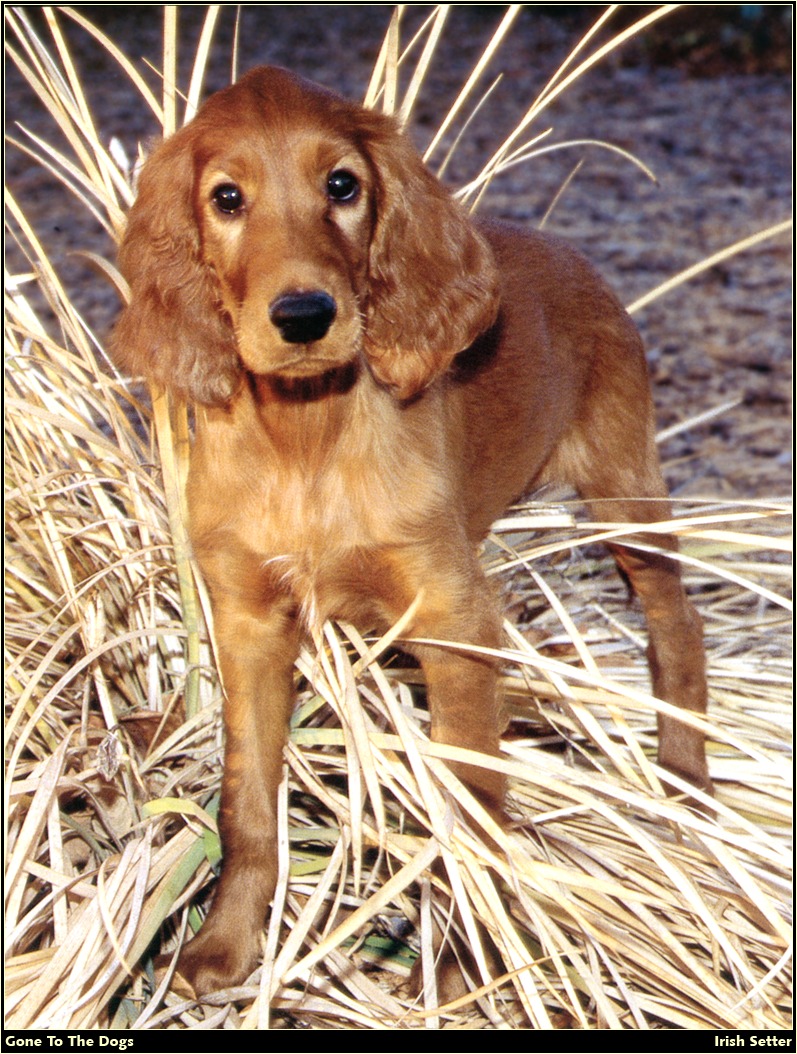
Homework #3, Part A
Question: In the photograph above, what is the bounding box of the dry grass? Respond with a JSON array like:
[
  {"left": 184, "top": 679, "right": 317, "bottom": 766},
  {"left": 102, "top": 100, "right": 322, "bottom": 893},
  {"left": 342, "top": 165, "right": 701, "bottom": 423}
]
[{"left": 4, "top": 5, "right": 792, "bottom": 1030}]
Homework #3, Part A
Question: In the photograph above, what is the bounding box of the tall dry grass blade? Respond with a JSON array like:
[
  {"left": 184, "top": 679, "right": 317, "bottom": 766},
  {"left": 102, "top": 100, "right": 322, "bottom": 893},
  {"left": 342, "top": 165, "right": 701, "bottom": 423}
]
[
  {"left": 6, "top": 128, "right": 119, "bottom": 234},
  {"left": 627, "top": 219, "right": 793, "bottom": 313},
  {"left": 5, "top": 740, "right": 72, "bottom": 938},
  {"left": 374, "top": 6, "right": 401, "bottom": 114},
  {"left": 435, "top": 75, "right": 504, "bottom": 185},
  {"left": 284, "top": 840, "right": 440, "bottom": 986},
  {"left": 229, "top": 5, "right": 242, "bottom": 85},
  {"left": 56, "top": 6, "right": 165, "bottom": 122},
  {"left": 538, "top": 157, "right": 583, "bottom": 229},
  {"left": 41, "top": 8, "right": 105, "bottom": 170},
  {"left": 7, "top": 9, "right": 123, "bottom": 213},
  {"left": 396, "top": 5, "right": 449, "bottom": 127},
  {"left": 461, "top": 4, "right": 680, "bottom": 206},
  {"left": 656, "top": 397, "right": 743, "bottom": 443},
  {"left": 6, "top": 35, "right": 130, "bottom": 224},
  {"left": 366, "top": 5, "right": 449, "bottom": 119},
  {"left": 150, "top": 391, "right": 208, "bottom": 718},
  {"left": 423, "top": 5, "right": 521, "bottom": 164},
  {"left": 162, "top": 5, "right": 178, "bottom": 135},
  {"left": 533, "top": 4, "right": 619, "bottom": 108},
  {"left": 185, "top": 5, "right": 223, "bottom": 121}
]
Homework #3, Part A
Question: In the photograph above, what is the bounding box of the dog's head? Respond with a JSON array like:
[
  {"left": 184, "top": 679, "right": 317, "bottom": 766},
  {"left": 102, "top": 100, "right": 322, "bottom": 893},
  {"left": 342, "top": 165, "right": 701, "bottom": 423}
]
[{"left": 112, "top": 66, "right": 500, "bottom": 404}]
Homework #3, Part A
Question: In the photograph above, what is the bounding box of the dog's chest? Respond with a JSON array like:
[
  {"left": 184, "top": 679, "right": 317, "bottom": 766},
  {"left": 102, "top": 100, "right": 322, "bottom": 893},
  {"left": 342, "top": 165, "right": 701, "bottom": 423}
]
[
  {"left": 200, "top": 454, "right": 443, "bottom": 628},
  {"left": 190, "top": 392, "right": 454, "bottom": 626}
]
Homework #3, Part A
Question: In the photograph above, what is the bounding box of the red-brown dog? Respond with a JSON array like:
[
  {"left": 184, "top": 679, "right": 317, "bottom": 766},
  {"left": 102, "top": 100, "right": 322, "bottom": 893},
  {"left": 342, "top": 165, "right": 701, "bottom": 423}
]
[{"left": 113, "top": 66, "right": 710, "bottom": 995}]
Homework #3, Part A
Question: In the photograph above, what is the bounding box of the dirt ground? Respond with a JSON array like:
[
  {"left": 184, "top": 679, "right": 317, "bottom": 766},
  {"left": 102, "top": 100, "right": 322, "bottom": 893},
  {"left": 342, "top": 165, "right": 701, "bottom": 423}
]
[{"left": 6, "top": 5, "right": 792, "bottom": 499}]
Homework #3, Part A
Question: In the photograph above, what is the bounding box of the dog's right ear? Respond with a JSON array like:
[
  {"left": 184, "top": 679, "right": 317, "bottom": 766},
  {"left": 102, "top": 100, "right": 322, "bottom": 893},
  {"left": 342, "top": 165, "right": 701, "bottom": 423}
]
[
  {"left": 111, "top": 131, "right": 242, "bottom": 406},
  {"left": 355, "top": 112, "right": 500, "bottom": 401}
]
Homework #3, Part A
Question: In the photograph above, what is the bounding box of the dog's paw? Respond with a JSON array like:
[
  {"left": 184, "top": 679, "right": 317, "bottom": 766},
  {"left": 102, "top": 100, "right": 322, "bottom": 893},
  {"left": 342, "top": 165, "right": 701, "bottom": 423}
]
[{"left": 159, "top": 929, "right": 261, "bottom": 998}]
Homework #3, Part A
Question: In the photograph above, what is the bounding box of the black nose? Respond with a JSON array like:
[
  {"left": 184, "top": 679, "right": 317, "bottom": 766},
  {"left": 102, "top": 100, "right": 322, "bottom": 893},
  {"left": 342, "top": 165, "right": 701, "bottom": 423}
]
[{"left": 269, "top": 291, "right": 337, "bottom": 344}]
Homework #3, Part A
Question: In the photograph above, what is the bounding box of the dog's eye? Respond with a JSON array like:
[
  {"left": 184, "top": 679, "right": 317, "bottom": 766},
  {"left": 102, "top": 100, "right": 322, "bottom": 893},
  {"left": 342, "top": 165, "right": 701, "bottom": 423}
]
[
  {"left": 212, "top": 183, "right": 245, "bottom": 214},
  {"left": 326, "top": 169, "right": 360, "bottom": 204}
]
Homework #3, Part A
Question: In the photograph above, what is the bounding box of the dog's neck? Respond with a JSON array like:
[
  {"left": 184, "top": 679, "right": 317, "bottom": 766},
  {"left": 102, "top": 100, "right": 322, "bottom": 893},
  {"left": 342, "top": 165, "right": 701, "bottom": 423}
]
[
  {"left": 238, "top": 359, "right": 390, "bottom": 467},
  {"left": 198, "top": 358, "right": 422, "bottom": 479},
  {"left": 250, "top": 361, "right": 361, "bottom": 405}
]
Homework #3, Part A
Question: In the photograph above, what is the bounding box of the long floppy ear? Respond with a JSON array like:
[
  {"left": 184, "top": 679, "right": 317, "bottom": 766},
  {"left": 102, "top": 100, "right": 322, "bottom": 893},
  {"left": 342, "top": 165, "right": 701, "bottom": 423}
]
[
  {"left": 111, "top": 131, "right": 242, "bottom": 406},
  {"left": 361, "top": 119, "right": 500, "bottom": 400}
]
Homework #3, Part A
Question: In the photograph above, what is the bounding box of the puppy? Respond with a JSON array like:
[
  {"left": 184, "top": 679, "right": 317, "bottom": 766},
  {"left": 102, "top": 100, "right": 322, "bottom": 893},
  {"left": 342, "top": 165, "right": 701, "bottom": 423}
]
[{"left": 113, "top": 66, "right": 710, "bottom": 994}]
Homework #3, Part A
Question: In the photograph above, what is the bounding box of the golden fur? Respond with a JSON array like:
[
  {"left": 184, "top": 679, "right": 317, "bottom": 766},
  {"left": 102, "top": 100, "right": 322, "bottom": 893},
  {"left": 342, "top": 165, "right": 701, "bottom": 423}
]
[{"left": 113, "top": 66, "right": 710, "bottom": 995}]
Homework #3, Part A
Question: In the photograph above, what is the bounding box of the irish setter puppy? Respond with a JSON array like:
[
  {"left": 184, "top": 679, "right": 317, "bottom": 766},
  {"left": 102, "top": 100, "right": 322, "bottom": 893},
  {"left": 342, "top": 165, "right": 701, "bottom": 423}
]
[{"left": 113, "top": 66, "right": 710, "bottom": 996}]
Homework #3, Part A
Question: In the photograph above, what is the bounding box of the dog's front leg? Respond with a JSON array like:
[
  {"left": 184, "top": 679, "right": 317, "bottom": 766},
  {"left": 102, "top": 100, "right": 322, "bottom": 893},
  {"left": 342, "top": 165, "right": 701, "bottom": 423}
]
[
  {"left": 394, "top": 557, "right": 509, "bottom": 1002},
  {"left": 175, "top": 594, "right": 299, "bottom": 996},
  {"left": 380, "top": 545, "right": 507, "bottom": 814}
]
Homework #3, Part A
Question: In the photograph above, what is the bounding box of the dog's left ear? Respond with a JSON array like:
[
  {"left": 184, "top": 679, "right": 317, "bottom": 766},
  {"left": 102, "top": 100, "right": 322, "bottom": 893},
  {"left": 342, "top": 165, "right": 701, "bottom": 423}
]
[{"left": 360, "top": 117, "right": 500, "bottom": 399}]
